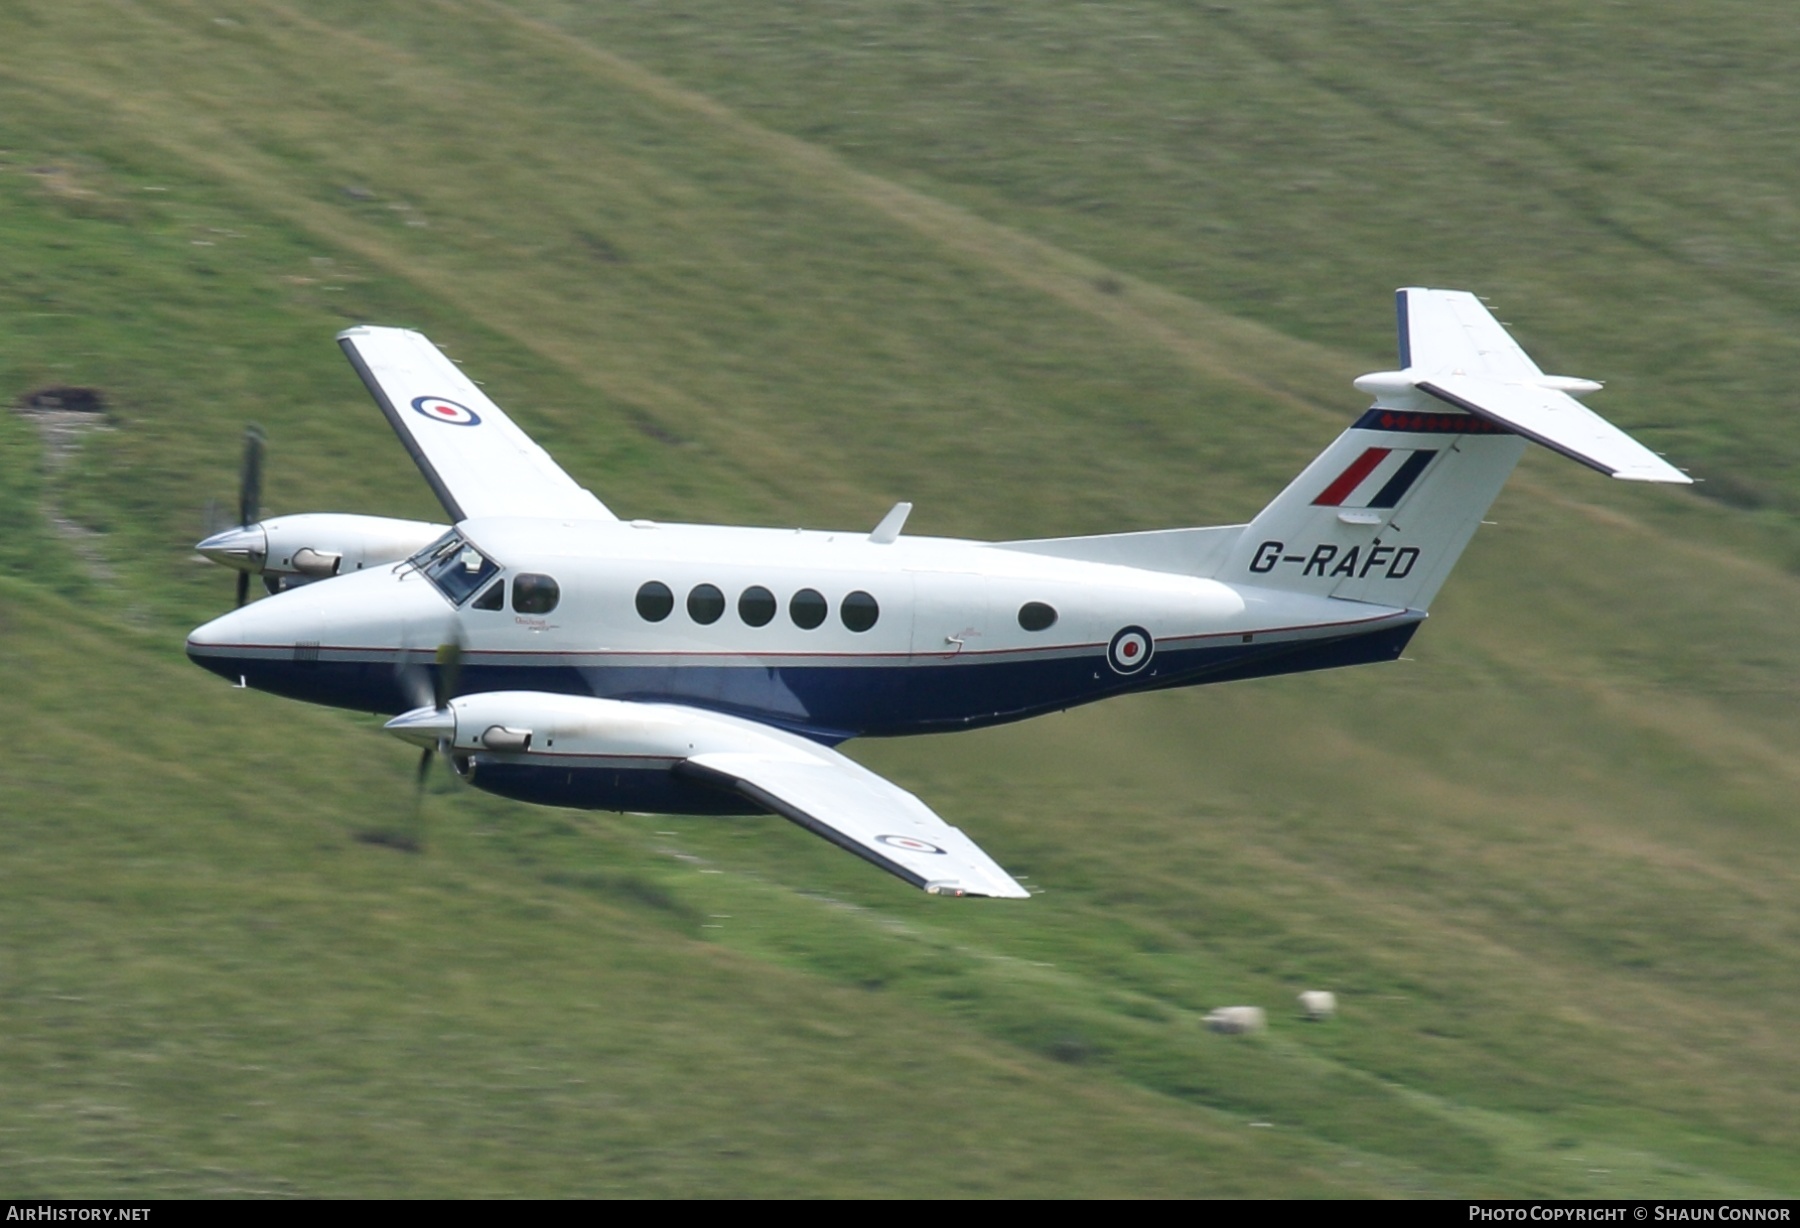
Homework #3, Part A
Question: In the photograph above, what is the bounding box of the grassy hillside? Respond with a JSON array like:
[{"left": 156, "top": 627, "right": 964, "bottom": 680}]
[{"left": 1, "top": 0, "right": 1797, "bottom": 1196}]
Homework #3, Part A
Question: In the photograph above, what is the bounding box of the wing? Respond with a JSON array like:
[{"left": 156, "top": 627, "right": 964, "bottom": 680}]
[
  {"left": 337, "top": 326, "right": 616, "bottom": 522},
  {"left": 390, "top": 690, "right": 1029, "bottom": 898},
  {"left": 678, "top": 749, "right": 1030, "bottom": 899}
]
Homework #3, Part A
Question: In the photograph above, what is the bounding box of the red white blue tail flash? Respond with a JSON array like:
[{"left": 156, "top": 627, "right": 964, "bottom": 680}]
[{"left": 1312, "top": 447, "right": 1438, "bottom": 509}]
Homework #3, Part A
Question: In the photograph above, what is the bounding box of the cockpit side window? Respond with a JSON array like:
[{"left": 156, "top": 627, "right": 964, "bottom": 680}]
[
  {"left": 414, "top": 531, "right": 500, "bottom": 606},
  {"left": 472, "top": 579, "right": 505, "bottom": 611}
]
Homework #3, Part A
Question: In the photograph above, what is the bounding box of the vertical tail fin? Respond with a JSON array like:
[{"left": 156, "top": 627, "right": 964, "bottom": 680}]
[
  {"left": 1219, "top": 409, "right": 1525, "bottom": 609},
  {"left": 1219, "top": 288, "right": 1685, "bottom": 609}
]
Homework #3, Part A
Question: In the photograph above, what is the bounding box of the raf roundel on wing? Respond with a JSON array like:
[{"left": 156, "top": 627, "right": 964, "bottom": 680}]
[
  {"left": 411, "top": 395, "right": 482, "bottom": 427},
  {"left": 877, "top": 835, "right": 947, "bottom": 855}
]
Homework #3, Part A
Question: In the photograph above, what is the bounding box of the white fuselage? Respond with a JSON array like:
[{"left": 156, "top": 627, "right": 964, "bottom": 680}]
[{"left": 187, "top": 515, "right": 1420, "bottom": 739}]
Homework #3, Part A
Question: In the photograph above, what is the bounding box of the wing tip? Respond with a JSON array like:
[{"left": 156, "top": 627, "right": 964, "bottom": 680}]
[
  {"left": 1612, "top": 468, "right": 1694, "bottom": 485},
  {"left": 926, "top": 879, "right": 1031, "bottom": 900},
  {"left": 336, "top": 323, "right": 424, "bottom": 344}
]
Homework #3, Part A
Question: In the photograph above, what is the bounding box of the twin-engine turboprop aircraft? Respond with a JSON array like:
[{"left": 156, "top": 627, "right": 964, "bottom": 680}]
[{"left": 188, "top": 289, "right": 1690, "bottom": 898}]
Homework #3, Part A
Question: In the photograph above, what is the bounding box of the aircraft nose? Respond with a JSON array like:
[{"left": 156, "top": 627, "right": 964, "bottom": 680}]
[
  {"left": 186, "top": 565, "right": 455, "bottom": 710},
  {"left": 196, "top": 524, "right": 268, "bottom": 572},
  {"left": 186, "top": 589, "right": 325, "bottom": 657}
]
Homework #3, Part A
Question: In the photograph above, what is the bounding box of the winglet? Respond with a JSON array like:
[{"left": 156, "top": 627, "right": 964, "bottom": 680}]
[{"left": 869, "top": 501, "right": 912, "bottom": 544}]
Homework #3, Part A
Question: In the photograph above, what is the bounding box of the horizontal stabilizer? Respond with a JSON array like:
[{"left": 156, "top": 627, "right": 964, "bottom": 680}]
[
  {"left": 1419, "top": 374, "right": 1690, "bottom": 484},
  {"left": 1355, "top": 288, "right": 1690, "bottom": 485}
]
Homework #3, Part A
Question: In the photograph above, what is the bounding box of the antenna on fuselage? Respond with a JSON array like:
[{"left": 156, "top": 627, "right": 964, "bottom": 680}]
[{"left": 869, "top": 501, "right": 912, "bottom": 545}]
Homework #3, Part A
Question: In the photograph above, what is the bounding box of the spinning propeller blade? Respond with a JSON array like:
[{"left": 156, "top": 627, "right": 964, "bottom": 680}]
[
  {"left": 204, "top": 424, "right": 268, "bottom": 609},
  {"left": 238, "top": 425, "right": 265, "bottom": 530},
  {"left": 434, "top": 638, "right": 465, "bottom": 711},
  {"left": 394, "top": 647, "right": 433, "bottom": 713},
  {"left": 395, "top": 625, "right": 470, "bottom": 819}
]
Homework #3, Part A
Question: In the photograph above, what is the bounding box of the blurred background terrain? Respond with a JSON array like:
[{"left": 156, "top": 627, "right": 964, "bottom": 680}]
[{"left": 1, "top": 0, "right": 1797, "bottom": 1196}]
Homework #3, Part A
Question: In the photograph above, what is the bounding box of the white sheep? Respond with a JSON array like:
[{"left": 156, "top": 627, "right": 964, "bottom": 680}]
[
  {"left": 1298, "top": 990, "right": 1337, "bottom": 1021},
  {"left": 1204, "top": 1006, "right": 1267, "bottom": 1034}
]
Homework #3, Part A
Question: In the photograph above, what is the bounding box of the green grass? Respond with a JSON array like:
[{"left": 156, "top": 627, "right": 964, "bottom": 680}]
[{"left": 1, "top": 0, "right": 1797, "bottom": 1196}]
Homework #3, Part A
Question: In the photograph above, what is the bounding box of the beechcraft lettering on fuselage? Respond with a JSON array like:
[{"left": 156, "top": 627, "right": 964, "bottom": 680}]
[{"left": 187, "top": 289, "right": 1690, "bottom": 898}]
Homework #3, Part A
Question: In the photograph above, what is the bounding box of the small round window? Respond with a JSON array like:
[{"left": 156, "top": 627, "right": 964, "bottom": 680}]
[
  {"left": 636, "top": 580, "right": 674, "bottom": 622},
  {"left": 790, "top": 588, "right": 827, "bottom": 630},
  {"left": 688, "top": 583, "right": 726, "bottom": 625},
  {"left": 512, "top": 573, "right": 561, "bottom": 615},
  {"left": 739, "top": 585, "right": 777, "bottom": 627},
  {"left": 1018, "top": 601, "right": 1058, "bottom": 632},
  {"left": 841, "top": 590, "right": 879, "bottom": 633}
]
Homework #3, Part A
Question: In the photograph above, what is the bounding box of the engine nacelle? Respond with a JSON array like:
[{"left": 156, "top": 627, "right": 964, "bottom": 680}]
[
  {"left": 262, "top": 513, "right": 449, "bottom": 578},
  {"left": 381, "top": 693, "right": 782, "bottom": 817},
  {"left": 385, "top": 692, "right": 814, "bottom": 763},
  {"left": 199, "top": 513, "right": 448, "bottom": 581}
]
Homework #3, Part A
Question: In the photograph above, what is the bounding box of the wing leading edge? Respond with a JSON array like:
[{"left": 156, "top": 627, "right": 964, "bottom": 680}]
[{"left": 338, "top": 326, "right": 616, "bottom": 522}]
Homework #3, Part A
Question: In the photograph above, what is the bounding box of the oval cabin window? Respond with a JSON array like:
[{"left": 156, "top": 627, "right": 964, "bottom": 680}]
[
  {"left": 1018, "top": 601, "right": 1058, "bottom": 632},
  {"left": 636, "top": 580, "right": 674, "bottom": 622},
  {"left": 738, "top": 585, "right": 777, "bottom": 627},
  {"left": 512, "top": 573, "right": 561, "bottom": 615},
  {"left": 790, "top": 588, "right": 827, "bottom": 630},
  {"left": 688, "top": 583, "right": 726, "bottom": 625},
  {"left": 841, "top": 590, "right": 880, "bottom": 633}
]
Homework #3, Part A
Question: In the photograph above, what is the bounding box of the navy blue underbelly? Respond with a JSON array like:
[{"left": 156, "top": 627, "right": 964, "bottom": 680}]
[{"left": 189, "top": 621, "right": 1418, "bottom": 739}]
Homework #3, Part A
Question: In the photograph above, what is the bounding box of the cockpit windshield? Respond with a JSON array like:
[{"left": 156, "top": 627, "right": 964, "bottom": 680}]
[{"left": 409, "top": 530, "right": 500, "bottom": 606}]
